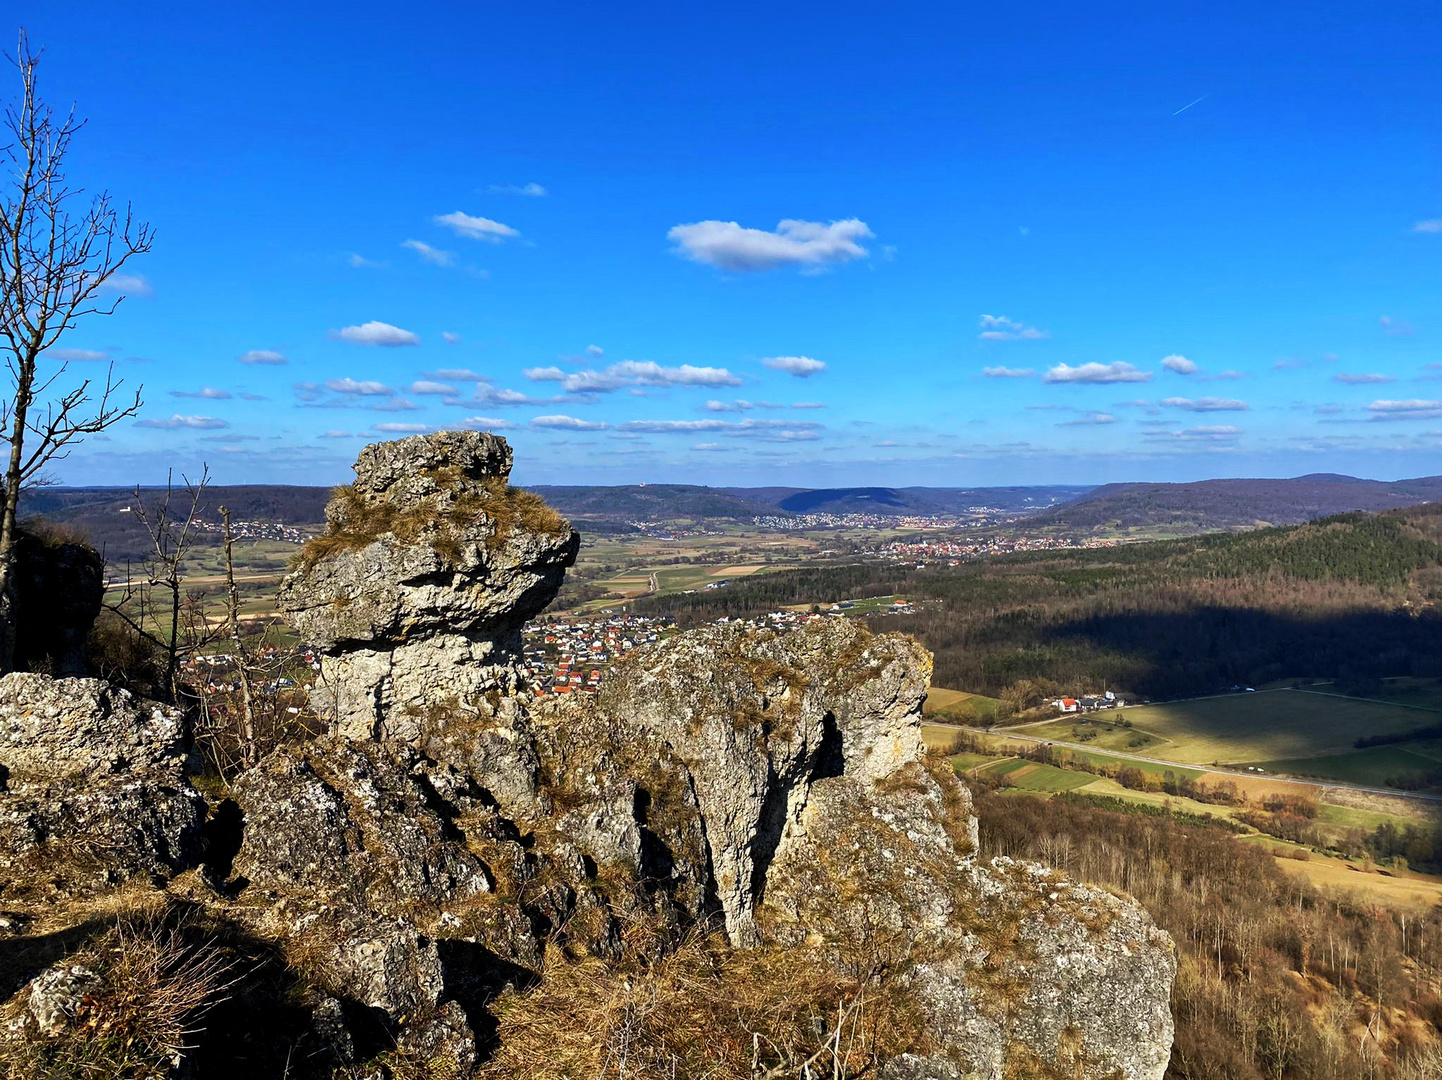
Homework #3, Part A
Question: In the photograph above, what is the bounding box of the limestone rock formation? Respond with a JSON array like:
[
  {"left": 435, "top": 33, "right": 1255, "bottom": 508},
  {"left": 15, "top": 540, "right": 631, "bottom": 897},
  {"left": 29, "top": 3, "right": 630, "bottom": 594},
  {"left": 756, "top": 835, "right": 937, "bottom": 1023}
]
[
  {"left": 278, "top": 430, "right": 579, "bottom": 741},
  {"left": 0, "top": 673, "right": 204, "bottom": 898},
  {"left": 0, "top": 435, "right": 1175, "bottom": 1079},
  {"left": 0, "top": 525, "right": 104, "bottom": 677}
]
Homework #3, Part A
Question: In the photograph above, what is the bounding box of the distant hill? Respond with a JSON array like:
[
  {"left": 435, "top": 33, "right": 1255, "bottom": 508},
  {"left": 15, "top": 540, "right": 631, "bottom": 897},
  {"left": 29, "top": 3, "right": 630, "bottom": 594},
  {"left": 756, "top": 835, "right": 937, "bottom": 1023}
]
[
  {"left": 525, "top": 484, "right": 781, "bottom": 522},
  {"left": 725, "top": 485, "right": 1092, "bottom": 516},
  {"left": 1032, "top": 475, "right": 1442, "bottom": 532}
]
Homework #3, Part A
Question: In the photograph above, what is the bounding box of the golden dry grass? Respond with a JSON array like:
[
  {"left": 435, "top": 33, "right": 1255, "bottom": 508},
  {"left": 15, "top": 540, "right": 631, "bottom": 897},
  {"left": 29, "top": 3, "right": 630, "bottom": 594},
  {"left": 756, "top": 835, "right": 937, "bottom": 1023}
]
[{"left": 476, "top": 928, "right": 926, "bottom": 1080}]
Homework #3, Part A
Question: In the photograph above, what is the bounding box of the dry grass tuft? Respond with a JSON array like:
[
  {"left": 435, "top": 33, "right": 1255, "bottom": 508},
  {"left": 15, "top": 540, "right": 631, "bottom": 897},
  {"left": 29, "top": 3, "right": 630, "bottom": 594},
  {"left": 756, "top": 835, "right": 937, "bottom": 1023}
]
[
  {"left": 476, "top": 928, "right": 926, "bottom": 1080},
  {"left": 293, "top": 479, "right": 569, "bottom": 572},
  {"left": 0, "top": 911, "right": 238, "bottom": 1079}
]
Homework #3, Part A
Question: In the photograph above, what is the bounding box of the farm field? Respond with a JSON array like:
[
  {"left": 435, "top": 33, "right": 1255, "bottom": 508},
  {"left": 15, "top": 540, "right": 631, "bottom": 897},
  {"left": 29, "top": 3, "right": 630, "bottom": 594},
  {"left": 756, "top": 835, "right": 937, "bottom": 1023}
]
[
  {"left": 1017, "top": 688, "right": 1437, "bottom": 767},
  {"left": 923, "top": 686, "right": 1002, "bottom": 722},
  {"left": 1248, "top": 745, "right": 1442, "bottom": 790},
  {"left": 970, "top": 757, "right": 1095, "bottom": 792}
]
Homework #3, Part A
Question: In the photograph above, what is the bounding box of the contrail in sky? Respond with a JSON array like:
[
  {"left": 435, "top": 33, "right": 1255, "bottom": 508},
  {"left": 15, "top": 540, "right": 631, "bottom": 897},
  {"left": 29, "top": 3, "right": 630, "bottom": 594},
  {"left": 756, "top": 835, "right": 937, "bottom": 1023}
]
[{"left": 1172, "top": 94, "right": 1209, "bottom": 116}]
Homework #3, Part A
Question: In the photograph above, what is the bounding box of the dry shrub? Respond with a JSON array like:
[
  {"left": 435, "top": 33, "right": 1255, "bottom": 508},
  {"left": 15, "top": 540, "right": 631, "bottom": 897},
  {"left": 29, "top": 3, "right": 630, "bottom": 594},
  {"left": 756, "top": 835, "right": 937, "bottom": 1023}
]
[
  {"left": 294, "top": 479, "right": 568, "bottom": 572},
  {"left": 476, "top": 929, "right": 926, "bottom": 1080},
  {"left": 0, "top": 912, "right": 237, "bottom": 1079}
]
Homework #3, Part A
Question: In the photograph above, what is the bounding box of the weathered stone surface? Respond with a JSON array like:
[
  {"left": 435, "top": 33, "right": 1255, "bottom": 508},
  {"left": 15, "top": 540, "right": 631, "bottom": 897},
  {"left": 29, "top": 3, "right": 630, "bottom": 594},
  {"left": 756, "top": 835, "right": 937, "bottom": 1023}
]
[
  {"left": 278, "top": 431, "right": 578, "bottom": 740},
  {"left": 25, "top": 964, "right": 99, "bottom": 1036},
  {"left": 7, "top": 528, "right": 104, "bottom": 677},
  {"left": 231, "top": 737, "right": 490, "bottom": 913},
  {"left": 0, "top": 673, "right": 204, "bottom": 897},
  {"left": 0, "top": 674, "right": 188, "bottom": 779},
  {"left": 594, "top": 619, "right": 932, "bottom": 946}
]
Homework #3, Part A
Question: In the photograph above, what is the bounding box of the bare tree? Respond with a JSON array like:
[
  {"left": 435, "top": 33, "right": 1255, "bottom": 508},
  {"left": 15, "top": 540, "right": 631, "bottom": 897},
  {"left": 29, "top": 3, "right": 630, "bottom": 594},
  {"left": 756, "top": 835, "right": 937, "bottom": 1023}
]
[
  {"left": 219, "top": 506, "right": 259, "bottom": 767},
  {"left": 0, "top": 31, "right": 151, "bottom": 670}
]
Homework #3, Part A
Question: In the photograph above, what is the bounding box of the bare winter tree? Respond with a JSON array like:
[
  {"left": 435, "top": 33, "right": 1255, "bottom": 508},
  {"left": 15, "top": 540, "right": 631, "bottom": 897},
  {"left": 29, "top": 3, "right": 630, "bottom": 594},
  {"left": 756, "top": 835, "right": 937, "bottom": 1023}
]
[{"left": 0, "top": 30, "right": 151, "bottom": 670}]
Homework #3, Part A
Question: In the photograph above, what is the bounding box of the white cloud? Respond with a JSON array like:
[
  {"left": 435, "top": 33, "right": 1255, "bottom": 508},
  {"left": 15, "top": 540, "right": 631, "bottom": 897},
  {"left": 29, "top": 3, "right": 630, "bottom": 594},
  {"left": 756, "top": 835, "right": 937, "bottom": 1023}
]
[
  {"left": 325, "top": 378, "right": 396, "bottom": 396},
  {"left": 135, "top": 414, "right": 228, "bottom": 430},
  {"left": 1162, "top": 396, "right": 1250, "bottom": 412},
  {"left": 319, "top": 430, "right": 358, "bottom": 439},
  {"left": 524, "top": 366, "right": 566, "bottom": 382},
  {"left": 408, "top": 380, "right": 457, "bottom": 395},
  {"left": 692, "top": 442, "right": 728, "bottom": 452},
  {"left": 434, "top": 211, "right": 521, "bottom": 243},
  {"left": 50, "top": 348, "right": 110, "bottom": 362},
  {"left": 239, "top": 349, "right": 287, "bottom": 365},
  {"left": 370, "top": 398, "right": 419, "bottom": 412},
  {"left": 170, "top": 387, "right": 233, "bottom": 400},
  {"left": 1367, "top": 399, "right": 1442, "bottom": 421},
  {"left": 401, "top": 239, "right": 456, "bottom": 267},
  {"left": 372, "top": 422, "right": 434, "bottom": 434},
  {"left": 551, "top": 360, "right": 743, "bottom": 393},
  {"left": 1334, "top": 372, "right": 1396, "bottom": 385},
  {"left": 1413, "top": 220, "right": 1442, "bottom": 234},
  {"left": 618, "top": 418, "right": 824, "bottom": 435},
  {"left": 1043, "top": 362, "right": 1152, "bottom": 384},
  {"left": 761, "top": 355, "right": 826, "bottom": 378},
  {"left": 348, "top": 254, "right": 386, "bottom": 268},
  {"left": 456, "top": 416, "right": 513, "bottom": 430},
  {"left": 532, "top": 415, "right": 608, "bottom": 430},
  {"left": 982, "top": 366, "right": 1034, "bottom": 379},
  {"left": 428, "top": 368, "right": 484, "bottom": 381},
  {"left": 329, "top": 321, "right": 420, "bottom": 347},
  {"left": 1161, "top": 354, "right": 1197, "bottom": 374},
  {"left": 667, "top": 218, "right": 873, "bottom": 272},
  {"left": 978, "top": 315, "right": 1049, "bottom": 342},
  {"left": 1058, "top": 412, "right": 1116, "bottom": 426},
  {"left": 792, "top": 402, "right": 825, "bottom": 409},
  {"left": 488, "top": 182, "right": 547, "bottom": 197},
  {"left": 441, "top": 332, "right": 462, "bottom": 345},
  {"left": 1379, "top": 316, "right": 1413, "bottom": 337},
  {"left": 100, "top": 272, "right": 153, "bottom": 297},
  {"left": 585, "top": 344, "right": 604, "bottom": 358}
]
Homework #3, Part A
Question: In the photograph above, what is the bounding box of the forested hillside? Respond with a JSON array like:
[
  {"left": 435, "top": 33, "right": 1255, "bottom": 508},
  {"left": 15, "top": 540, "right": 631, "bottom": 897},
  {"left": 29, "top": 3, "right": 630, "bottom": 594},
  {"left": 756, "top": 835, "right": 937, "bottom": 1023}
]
[{"left": 640, "top": 506, "right": 1442, "bottom": 701}]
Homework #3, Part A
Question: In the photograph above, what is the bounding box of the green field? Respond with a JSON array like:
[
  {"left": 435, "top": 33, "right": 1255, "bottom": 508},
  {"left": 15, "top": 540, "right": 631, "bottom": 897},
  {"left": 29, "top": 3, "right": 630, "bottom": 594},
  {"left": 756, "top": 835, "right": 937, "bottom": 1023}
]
[
  {"left": 1018, "top": 689, "right": 1437, "bottom": 767},
  {"left": 1249, "top": 745, "right": 1442, "bottom": 789},
  {"left": 973, "top": 757, "right": 1096, "bottom": 792},
  {"left": 924, "top": 686, "right": 1001, "bottom": 721}
]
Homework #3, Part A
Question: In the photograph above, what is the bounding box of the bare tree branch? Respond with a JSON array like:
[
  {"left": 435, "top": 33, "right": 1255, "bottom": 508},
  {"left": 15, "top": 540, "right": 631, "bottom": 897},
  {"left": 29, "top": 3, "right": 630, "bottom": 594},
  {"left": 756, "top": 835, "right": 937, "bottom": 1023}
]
[{"left": 0, "top": 29, "right": 151, "bottom": 670}]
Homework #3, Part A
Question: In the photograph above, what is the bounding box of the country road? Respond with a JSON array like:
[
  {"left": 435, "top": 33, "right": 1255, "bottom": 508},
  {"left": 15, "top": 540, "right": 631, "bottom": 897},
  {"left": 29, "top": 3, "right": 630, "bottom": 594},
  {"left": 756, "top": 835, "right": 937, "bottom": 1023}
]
[{"left": 927, "top": 721, "right": 1442, "bottom": 807}]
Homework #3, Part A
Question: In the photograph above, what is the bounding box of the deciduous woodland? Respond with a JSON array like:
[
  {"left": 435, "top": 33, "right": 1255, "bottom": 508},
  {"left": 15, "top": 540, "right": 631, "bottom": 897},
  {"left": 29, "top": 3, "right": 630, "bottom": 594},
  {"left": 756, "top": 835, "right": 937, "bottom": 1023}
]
[
  {"left": 641, "top": 506, "right": 1442, "bottom": 702},
  {"left": 973, "top": 788, "right": 1442, "bottom": 1079}
]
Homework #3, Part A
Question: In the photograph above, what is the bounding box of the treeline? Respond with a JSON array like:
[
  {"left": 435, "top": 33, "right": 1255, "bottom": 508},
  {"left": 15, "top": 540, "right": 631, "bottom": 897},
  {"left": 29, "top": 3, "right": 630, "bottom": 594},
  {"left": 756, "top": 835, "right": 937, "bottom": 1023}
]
[
  {"left": 972, "top": 787, "right": 1442, "bottom": 1078},
  {"left": 640, "top": 507, "right": 1442, "bottom": 700}
]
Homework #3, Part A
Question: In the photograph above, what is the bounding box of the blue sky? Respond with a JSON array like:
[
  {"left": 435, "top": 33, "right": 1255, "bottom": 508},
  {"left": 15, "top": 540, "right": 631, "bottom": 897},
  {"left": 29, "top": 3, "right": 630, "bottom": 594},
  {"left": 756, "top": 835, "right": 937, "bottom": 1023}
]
[{"left": 19, "top": 2, "right": 1441, "bottom": 488}]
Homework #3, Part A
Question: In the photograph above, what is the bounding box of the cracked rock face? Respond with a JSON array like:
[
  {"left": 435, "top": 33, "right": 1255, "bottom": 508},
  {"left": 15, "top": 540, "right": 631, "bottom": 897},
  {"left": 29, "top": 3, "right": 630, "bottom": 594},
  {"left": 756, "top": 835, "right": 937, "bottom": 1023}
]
[{"left": 278, "top": 431, "right": 579, "bottom": 741}]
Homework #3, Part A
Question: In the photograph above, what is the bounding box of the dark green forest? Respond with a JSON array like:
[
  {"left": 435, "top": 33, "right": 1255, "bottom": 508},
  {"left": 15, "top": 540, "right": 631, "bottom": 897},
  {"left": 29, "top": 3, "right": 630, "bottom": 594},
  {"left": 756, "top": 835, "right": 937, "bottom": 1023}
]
[{"left": 640, "top": 507, "right": 1442, "bottom": 701}]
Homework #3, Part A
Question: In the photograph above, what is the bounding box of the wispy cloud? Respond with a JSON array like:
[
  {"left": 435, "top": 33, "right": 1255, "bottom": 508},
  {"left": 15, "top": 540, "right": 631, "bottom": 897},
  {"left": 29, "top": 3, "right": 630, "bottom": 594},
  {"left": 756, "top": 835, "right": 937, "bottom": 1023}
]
[
  {"left": 487, "top": 182, "right": 547, "bottom": 197},
  {"left": 1367, "top": 399, "right": 1442, "bottom": 421},
  {"left": 1161, "top": 396, "right": 1249, "bottom": 412},
  {"left": 1161, "top": 354, "right": 1197, "bottom": 374},
  {"left": 1334, "top": 372, "right": 1396, "bottom": 385},
  {"left": 372, "top": 422, "right": 434, "bottom": 434},
  {"left": 978, "top": 315, "right": 1048, "bottom": 342},
  {"left": 427, "top": 368, "right": 484, "bottom": 382},
  {"left": 668, "top": 218, "right": 872, "bottom": 272},
  {"left": 99, "top": 272, "right": 153, "bottom": 297},
  {"left": 407, "top": 380, "right": 457, "bottom": 395},
  {"left": 135, "top": 414, "right": 228, "bottom": 430},
  {"left": 1413, "top": 220, "right": 1442, "bottom": 234},
  {"left": 1043, "top": 362, "right": 1151, "bottom": 384},
  {"left": 1058, "top": 412, "right": 1117, "bottom": 426},
  {"left": 1379, "top": 316, "right": 1413, "bottom": 337},
  {"left": 329, "top": 321, "right": 420, "bottom": 347},
  {"left": 348, "top": 253, "right": 387, "bottom": 269},
  {"left": 529, "top": 360, "right": 743, "bottom": 393},
  {"left": 704, "top": 399, "right": 784, "bottom": 412},
  {"left": 441, "top": 332, "right": 462, "bottom": 345},
  {"left": 325, "top": 378, "right": 395, "bottom": 396},
  {"left": 50, "top": 348, "right": 110, "bottom": 362},
  {"left": 239, "top": 349, "right": 286, "bottom": 365},
  {"left": 761, "top": 355, "right": 826, "bottom": 377},
  {"left": 617, "top": 418, "right": 824, "bottom": 438},
  {"left": 434, "top": 211, "right": 521, "bottom": 243},
  {"left": 532, "top": 415, "right": 608, "bottom": 430},
  {"left": 170, "top": 387, "right": 233, "bottom": 400},
  {"left": 982, "top": 366, "right": 1034, "bottom": 379},
  {"left": 401, "top": 239, "right": 456, "bottom": 266}
]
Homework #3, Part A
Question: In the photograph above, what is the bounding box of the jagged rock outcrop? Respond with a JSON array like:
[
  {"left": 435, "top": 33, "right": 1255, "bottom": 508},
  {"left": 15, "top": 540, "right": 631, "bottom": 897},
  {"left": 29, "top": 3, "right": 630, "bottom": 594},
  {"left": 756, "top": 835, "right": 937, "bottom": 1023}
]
[
  {"left": 0, "top": 673, "right": 205, "bottom": 898},
  {"left": 278, "top": 430, "right": 579, "bottom": 741},
  {"left": 0, "top": 434, "right": 1175, "bottom": 1080}
]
